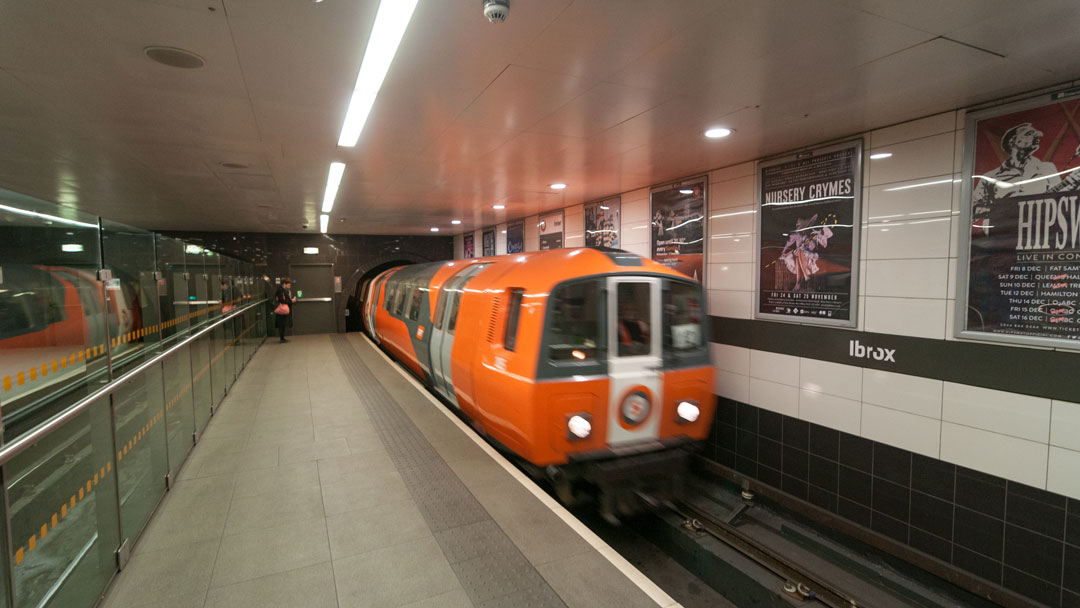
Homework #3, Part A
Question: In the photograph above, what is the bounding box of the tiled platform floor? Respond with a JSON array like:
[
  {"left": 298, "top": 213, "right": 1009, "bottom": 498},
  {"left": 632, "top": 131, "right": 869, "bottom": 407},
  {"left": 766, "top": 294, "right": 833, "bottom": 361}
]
[{"left": 98, "top": 334, "right": 672, "bottom": 608}]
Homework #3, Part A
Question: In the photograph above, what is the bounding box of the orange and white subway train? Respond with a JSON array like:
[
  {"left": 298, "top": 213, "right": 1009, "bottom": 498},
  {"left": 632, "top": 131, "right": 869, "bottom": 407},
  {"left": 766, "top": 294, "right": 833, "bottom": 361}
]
[{"left": 362, "top": 247, "right": 714, "bottom": 517}]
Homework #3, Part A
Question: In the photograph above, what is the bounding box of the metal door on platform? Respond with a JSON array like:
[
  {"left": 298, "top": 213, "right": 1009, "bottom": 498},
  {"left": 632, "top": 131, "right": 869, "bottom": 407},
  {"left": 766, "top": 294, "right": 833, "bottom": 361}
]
[{"left": 289, "top": 264, "right": 335, "bottom": 334}]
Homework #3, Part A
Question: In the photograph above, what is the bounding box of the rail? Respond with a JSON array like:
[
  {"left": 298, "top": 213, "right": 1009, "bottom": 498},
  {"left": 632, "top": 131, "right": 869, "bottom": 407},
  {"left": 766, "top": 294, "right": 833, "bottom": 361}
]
[{"left": 0, "top": 297, "right": 267, "bottom": 467}]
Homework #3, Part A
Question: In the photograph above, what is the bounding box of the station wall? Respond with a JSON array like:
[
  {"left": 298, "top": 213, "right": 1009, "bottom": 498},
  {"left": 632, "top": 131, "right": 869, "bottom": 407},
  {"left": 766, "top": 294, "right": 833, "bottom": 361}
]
[{"left": 453, "top": 104, "right": 1080, "bottom": 607}]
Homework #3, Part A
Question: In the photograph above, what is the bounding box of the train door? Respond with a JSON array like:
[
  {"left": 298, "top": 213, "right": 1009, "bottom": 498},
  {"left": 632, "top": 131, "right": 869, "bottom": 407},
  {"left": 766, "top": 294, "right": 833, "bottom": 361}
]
[
  {"left": 606, "top": 276, "right": 662, "bottom": 446},
  {"left": 429, "top": 264, "right": 486, "bottom": 407}
]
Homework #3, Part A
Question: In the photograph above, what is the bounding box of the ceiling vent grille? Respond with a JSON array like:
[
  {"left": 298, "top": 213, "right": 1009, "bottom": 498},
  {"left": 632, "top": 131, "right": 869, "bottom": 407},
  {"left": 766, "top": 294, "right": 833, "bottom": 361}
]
[
  {"left": 144, "top": 46, "right": 206, "bottom": 69},
  {"left": 487, "top": 295, "right": 502, "bottom": 342},
  {"left": 483, "top": 0, "right": 509, "bottom": 23}
]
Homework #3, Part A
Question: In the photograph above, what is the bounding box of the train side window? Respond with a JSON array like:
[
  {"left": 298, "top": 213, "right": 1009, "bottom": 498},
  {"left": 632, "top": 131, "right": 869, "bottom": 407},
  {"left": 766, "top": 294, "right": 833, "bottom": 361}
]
[
  {"left": 447, "top": 291, "right": 461, "bottom": 333},
  {"left": 503, "top": 288, "right": 524, "bottom": 351},
  {"left": 394, "top": 284, "right": 407, "bottom": 316},
  {"left": 663, "top": 281, "right": 704, "bottom": 352},
  {"left": 408, "top": 287, "right": 423, "bottom": 321},
  {"left": 433, "top": 288, "right": 447, "bottom": 330},
  {"left": 546, "top": 281, "right": 600, "bottom": 362},
  {"left": 384, "top": 282, "right": 395, "bottom": 312}
]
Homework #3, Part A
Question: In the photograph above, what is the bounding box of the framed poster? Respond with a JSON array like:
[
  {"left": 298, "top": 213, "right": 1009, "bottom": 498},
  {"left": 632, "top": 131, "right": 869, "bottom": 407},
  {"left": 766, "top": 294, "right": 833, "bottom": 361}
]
[
  {"left": 506, "top": 221, "right": 524, "bottom": 253},
  {"left": 651, "top": 178, "right": 705, "bottom": 281},
  {"left": 482, "top": 228, "right": 495, "bottom": 256},
  {"left": 755, "top": 140, "right": 862, "bottom": 326},
  {"left": 958, "top": 90, "right": 1080, "bottom": 349},
  {"left": 584, "top": 197, "right": 620, "bottom": 248},
  {"left": 539, "top": 211, "right": 563, "bottom": 250},
  {"left": 463, "top": 233, "right": 475, "bottom": 258}
]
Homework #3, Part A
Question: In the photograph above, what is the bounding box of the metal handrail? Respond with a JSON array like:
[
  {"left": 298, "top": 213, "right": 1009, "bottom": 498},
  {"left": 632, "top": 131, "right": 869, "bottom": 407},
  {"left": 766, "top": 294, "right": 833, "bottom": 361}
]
[{"left": 0, "top": 297, "right": 267, "bottom": 466}]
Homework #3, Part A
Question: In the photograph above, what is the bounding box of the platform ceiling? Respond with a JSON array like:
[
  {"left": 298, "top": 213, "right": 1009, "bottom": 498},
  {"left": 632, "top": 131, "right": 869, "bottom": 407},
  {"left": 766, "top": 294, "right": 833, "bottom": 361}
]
[{"left": 2, "top": 0, "right": 1080, "bottom": 234}]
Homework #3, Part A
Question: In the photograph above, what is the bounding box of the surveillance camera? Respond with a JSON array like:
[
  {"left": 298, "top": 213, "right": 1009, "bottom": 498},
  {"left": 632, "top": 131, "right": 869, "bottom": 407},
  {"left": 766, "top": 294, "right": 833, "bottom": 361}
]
[{"left": 483, "top": 0, "right": 508, "bottom": 23}]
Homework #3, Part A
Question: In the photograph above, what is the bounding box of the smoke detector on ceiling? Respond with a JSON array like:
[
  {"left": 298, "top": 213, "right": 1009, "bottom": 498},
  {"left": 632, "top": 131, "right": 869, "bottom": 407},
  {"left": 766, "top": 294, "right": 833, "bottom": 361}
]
[
  {"left": 144, "top": 46, "right": 205, "bottom": 69},
  {"left": 482, "top": 0, "right": 509, "bottom": 23}
]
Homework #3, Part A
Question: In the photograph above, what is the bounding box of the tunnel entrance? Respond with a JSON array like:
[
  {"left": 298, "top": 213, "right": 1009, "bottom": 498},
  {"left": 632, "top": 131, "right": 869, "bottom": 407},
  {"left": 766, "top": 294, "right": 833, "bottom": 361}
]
[{"left": 346, "top": 259, "right": 414, "bottom": 332}]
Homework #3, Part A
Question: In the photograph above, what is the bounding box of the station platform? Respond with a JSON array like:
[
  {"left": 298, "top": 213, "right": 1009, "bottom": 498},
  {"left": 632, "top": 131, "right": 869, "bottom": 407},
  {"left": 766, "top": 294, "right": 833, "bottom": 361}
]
[{"left": 98, "top": 333, "right": 678, "bottom": 608}]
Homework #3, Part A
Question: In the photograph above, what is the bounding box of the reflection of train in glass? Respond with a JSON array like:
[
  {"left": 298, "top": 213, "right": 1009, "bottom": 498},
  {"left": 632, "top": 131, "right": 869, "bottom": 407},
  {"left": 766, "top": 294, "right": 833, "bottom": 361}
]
[
  {"left": 0, "top": 264, "right": 140, "bottom": 411},
  {"left": 362, "top": 248, "right": 714, "bottom": 519}
]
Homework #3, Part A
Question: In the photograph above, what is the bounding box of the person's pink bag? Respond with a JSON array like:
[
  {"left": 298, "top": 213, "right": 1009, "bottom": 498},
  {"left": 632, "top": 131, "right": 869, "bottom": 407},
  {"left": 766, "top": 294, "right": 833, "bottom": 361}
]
[{"left": 274, "top": 303, "right": 290, "bottom": 315}]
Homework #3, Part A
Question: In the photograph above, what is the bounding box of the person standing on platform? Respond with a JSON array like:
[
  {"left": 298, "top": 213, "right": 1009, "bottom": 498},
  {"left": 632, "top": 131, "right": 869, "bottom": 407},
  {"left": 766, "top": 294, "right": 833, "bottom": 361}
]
[{"left": 274, "top": 278, "right": 296, "bottom": 343}]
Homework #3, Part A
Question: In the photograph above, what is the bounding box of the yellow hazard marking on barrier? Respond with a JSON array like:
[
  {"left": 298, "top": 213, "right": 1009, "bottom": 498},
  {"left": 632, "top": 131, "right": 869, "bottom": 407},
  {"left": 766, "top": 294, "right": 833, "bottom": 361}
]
[
  {"left": 60, "top": 504, "right": 66, "bottom": 518},
  {"left": 40, "top": 524, "right": 46, "bottom": 539},
  {"left": 51, "top": 514, "right": 57, "bottom": 529},
  {"left": 29, "top": 368, "right": 36, "bottom": 381},
  {"left": 106, "top": 461, "right": 111, "bottom": 472},
  {"left": 85, "top": 481, "right": 91, "bottom": 493},
  {"left": 78, "top": 488, "right": 84, "bottom": 501},
  {"left": 15, "top": 548, "right": 23, "bottom": 565},
  {"left": 3, "top": 377, "right": 9, "bottom": 391},
  {"left": 69, "top": 496, "right": 75, "bottom": 509}
]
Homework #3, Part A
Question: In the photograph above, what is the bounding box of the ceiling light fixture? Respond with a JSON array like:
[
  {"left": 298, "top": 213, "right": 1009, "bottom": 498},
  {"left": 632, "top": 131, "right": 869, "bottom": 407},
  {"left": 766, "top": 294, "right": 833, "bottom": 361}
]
[
  {"left": 704, "top": 127, "right": 732, "bottom": 138},
  {"left": 550, "top": 183, "right": 567, "bottom": 190},
  {"left": 337, "top": 0, "right": 419, "bottom": 147},
  {"left": 870, "top": 152, "right": 893, "bottom": 160},
  {"left": 322, "top": 162, "right": 345, "bottom": 213},
  {"left": 493, "top": 204, "right": 505, "bottom": 210},
  {"left": 319, "top": 214, "right": 329, "bottom": 233},
  {"left": 451, "top": 219, "right": 462, "bottom": 225},
  {"left": 430, "top": 227, "right": 439, "bottom": 232}
]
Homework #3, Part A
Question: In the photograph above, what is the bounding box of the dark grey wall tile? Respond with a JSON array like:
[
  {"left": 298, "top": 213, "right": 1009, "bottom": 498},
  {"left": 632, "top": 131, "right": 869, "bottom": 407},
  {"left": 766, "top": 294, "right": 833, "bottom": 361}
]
[
  {"left": 808, "top": 455, "right": 838, "bottom": 493},
  {"left": 874, "top": 443, "right": 912, "bottom": 487},
  {"left": 1007, "top": 484, "right": 1066, "bottom": 539},
  {"left": 954, "top": 506, "right": 1004, "bottom": 560},
  {"left": 735, "top": 454, "right": 757, "bottom": 477},
  {"left": 782, "top": 475, "right": 808, "bottom": 501},
  {"left": 911, "top": 491, "right": 954, "bottom": 540},
  {"left": 873, "top": 478, "right": 911, "bottom": 523},
  {"left": 1065, "top": 544, "right": 1080, "bottom": 594},
  {"left": 871, "top": 512, "right": 909, "bottom": 544},
  {"left": 758, "top": 465, "right": 782, "bottom": 489},
  {"left": 736, "top": 429, "right": 757, "bottom": 460},
  {"left": 783, "top": 417, "right": 809, "bottom": 451},
  {"left": 839, "top": 434, "right": 873, "bottom": 473},
  {"left": 911, "top": 454, "right": 955, "bottom": 502},
  {"left": 757, "top": 437, "right": 782, "bottom": 471},
  {"left": 910, "top": 528, "right": 952, "bottom": 563},
  {"left": 808, "top": 424, "right": 839, "bottom": 461},
  {"left": 1003, "top": 566, "right": 1063, "bottom": 608},
  {"left": 1003, "top": 524, "right": 1063, "bottom": 585},
  {"left": 782, "top": 445, "right": 808, "bottom": 481},
  {"left": 953, "top": 546, "right": 1003, "bottom": 584},
  {"left": 758, "top": 409, "right": 783, "bottom": 441},
  {"left": 736, "top": 402, "right": 758, "bottom": 433},
  {"left": 839, "top": 466, "right": 872, "bottom": 507},
  {"left": 808, "top": 485, "right": 837, "bottom": 513},
  {"left": 956, "top": 467, "right": 1006, "bottom": 519},
  {"left": 716, "top": 398, "right": 737, "bottom": 426},
  {"left": 838, "top": 498, "right": 872, "bottom": 528},
  {"left": 717, "top": 448, "right": 736, "bottom": 469},
  {"left": 1064, "top": 589, "right": 1080, "bottom": 608}
]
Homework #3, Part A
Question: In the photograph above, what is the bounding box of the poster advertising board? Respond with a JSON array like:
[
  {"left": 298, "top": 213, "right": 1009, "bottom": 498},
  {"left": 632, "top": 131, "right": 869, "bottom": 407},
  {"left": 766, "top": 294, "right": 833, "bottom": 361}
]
[
  {"left": 539, "top": 211, "right": 563, "bottom": 250},
  {"left": 482, "top": 228, "right": 495, "bottom": 256},
  {"left": 585, "top": 197, "right": 620, "bottom": 248},
  {"left": 463, "top": 233, "right": 474, "bottom": 258},
  {"left": 506, "top": 221, "right": 524, "bottom": 253},
  {"left": 756, "top": 140, "right": 862, "bottom": 326},
  {"left": 651, "top": 179, "right": 705, "bottom": 281},
  {"left": 959, "top": 91, "right": 1080, "bottom": 349}
]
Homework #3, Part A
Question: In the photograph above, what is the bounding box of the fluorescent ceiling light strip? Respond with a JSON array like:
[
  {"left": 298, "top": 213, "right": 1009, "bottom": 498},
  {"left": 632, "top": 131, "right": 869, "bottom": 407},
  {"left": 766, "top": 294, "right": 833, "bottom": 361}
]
[
  {"left": 0, "top": 204, "right": 97, "bottom": 228},
  {"left": 320, "top": 214, "right": 329, "bottom": 233},
  {"left": 322, "top": 162, "right": 346, "bottom": 213},
  {"left": 338, "top": 0, "right": 419, "bottom": 147}
]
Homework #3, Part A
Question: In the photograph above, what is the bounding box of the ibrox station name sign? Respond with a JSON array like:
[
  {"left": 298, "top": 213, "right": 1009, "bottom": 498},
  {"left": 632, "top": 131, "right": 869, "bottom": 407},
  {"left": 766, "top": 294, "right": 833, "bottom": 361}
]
[{"left": 848, "top": 340, "right": 896, "bottom": 362}]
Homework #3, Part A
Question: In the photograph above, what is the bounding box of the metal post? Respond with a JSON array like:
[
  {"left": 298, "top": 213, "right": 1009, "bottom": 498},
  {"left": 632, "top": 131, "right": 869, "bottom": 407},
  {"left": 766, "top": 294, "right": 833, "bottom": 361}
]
[
  {"left": 98, "top": 267, "right": 129, "bottom": 569},
  {"left": 0, "top": 392, "right": 20, "bottom": 607}
]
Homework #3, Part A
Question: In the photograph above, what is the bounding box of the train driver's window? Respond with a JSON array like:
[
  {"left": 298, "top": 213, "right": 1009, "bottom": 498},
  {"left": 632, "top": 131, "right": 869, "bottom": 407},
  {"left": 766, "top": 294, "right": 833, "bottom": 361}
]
[
  {"left": 395, "top": 284, "right": 407, "bottom": 316},
  {"left": 616, "top": 282, "right": 651, "bottom": 357},
  {"left": 547, "top": 281, "right": 599, "bottom": 362},
  {"left": 384, "top": 283, "right": 395, "bottom": 312},
  {"left": 503, "top": 288, "right": 524, "bottom": 351},
  {"left": 447, "top": 292, "right": 461, "bottom": 332},
  {"left": 408, "top": 287, "right": 423, "bottom": 321}
]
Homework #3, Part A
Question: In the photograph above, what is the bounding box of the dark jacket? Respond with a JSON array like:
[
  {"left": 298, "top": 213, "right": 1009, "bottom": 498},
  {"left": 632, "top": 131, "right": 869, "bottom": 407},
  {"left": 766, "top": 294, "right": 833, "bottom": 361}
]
[{"left": 274, "top": 285, "right": 294, "bottom": 329}]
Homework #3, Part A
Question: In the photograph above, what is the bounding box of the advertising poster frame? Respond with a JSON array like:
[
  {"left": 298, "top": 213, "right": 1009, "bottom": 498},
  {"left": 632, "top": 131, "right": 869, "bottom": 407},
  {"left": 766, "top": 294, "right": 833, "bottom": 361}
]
[
  {"left": 584, "top": 197, "right": 621, "bottom": 248},
  {"left": 506, "top": 221, "right": 524, "bottom": 254},
  {"left": 482, "top": 228, "right": 495, "bottom": 256},
  {"left": 538, "top": 211, "right": 564, "bottom": 250},
  {"left": 754, "top": 140, "right": 862, "bottom": 327},
  {"left": 957, "top": 89, "right": 1080, "bottom": 350},
  {"left": 650, "top": 177, "right": 706, "bottom": 282},
  {"left": 463, "top": 233, "right": 475, "bottom": 258}
]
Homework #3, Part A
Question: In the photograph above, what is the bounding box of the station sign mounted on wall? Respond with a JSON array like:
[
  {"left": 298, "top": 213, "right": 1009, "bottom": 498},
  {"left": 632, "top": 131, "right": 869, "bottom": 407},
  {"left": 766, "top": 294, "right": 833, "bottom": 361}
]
[
  {"left": 538, "top": 211, "right": 563, "bottom": 250},
  {"left": 755, "top": 140, "right": 863, "bottom": 327},
  {"left": 959, "top": 90, "right": 1080, "bottom": 350}
]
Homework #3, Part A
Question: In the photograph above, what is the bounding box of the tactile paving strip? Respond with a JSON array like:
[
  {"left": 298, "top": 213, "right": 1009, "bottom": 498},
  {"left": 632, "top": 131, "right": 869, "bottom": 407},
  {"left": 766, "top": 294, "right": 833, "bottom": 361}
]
[{"left": 332, "top": 336, "right": 567, "bottom": 608}]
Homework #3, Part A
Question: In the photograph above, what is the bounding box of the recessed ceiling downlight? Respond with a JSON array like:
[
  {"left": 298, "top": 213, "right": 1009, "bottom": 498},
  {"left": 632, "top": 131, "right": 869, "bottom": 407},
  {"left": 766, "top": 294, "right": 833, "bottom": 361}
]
[
  {"left": 704, "top": 127, "right": 732, "bottom": 138},
  {"left": 144, "top": 46, "right": 206, "bottom": 69}
]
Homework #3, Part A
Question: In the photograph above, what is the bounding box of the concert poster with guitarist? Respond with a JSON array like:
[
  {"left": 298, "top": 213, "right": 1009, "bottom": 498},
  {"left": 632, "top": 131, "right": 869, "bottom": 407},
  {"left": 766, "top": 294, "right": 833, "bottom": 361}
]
[{"left": 964, "top": 94, "right": 1080, "bottom": 346}]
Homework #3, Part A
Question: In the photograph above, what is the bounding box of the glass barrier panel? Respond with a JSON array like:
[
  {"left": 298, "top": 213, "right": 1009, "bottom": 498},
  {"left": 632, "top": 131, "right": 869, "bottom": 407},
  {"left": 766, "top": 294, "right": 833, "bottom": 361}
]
[
  {"left": 185, "top": 256, "right": 212, "bottom": 435},
  {"left": 204, "top": 256, "right": 225, "bottom": 408},
  {"left": 162, "top": 343, "right": 196, "bottom": 472},
  {"left": 7, "top": 395, "right": 120, "bottom": 608},
  {"left": 0, "top": 191, "right": 112, "bottom": 440},
  {"left": 155, "top": 235, "right": 189, "bottom": 344}
]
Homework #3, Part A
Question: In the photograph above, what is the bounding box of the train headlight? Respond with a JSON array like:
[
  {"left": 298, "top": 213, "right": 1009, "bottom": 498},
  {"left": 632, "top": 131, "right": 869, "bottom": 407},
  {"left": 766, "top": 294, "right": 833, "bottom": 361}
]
[
  {"left": 676, "top": 400, "right": 700, "bottom": 424},
  {"left": 567, "top": 414, "right": 592, "bottom": 440}
]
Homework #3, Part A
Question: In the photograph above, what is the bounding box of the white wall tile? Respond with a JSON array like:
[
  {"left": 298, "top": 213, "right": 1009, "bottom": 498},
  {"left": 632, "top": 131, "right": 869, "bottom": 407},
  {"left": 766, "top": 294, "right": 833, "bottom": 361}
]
[
  {"left": 621, "top": 196, "right": 650, "bottom": 224},
  {"left": 865, "top": 217, "right": 952, "bottom": 260},
  {"left": 621, "top": 241, "right": 650, "bottom": 258},
  {"left": 709, "top": 206, "right": 755, "bottom": 236},
  {"left": 1047, "top": 446, "right": 1080, "bottom": 501},
  {"left": 525, "top": 216, "right": 539, "bottom": 252},
  {"left": 861, "top": 404, "right": 941, "bottom": 458},
  {"left": 622, "top": 221, "right": 650, "bottom": 245},
  {"left": 750, "top": 349, "right": 799, "bottom": 386},
  {"left": 870, "top": 112, "right": 956, "bottom": 148},
  {"left": 708, "top": 262, "right": 753, "bottom": 291},
  {"left": 942, "top": 382, "right": 1051, "bottom": 443},
  {"left": 800, "top": 389, "right": 861, "bottom": 435},
  {"left": 862, "top": 369, "right": 943, "bottom": 419},
  {"left": 715, "top": 370, "right": 750, "bottom": 403},
  {"left": 864, "top": 296, "right": 946, "bottom": 339},
  {"left": 1050, "top": 400, "right": 1080, "bottom": 451},
  {"left": 454, "top": 234, "right": 463, "bottom": 259},
  {"left": 940, "top": 422, "right": 1048, "bottom": 488},
  {"left": 709, "top": 234, "right": 754, "bottom": 264},
  {"left": 564, "top": 208, "right": 584, "bottom": 248},
  {"left": 711, "top": 343, "right": 750, "bottom": 375},
  {"left": 709, "top": 162, "right": 756, "bottom": 183},
  {"left": 866, "top": 177, "right": 954, "bottom": 220},
  {"left": 709, "top": 175, "right": 754, "bottom": 211},
  {"left": 864, "top": 259, "right": 950, "bottom": 299},
  {"left": 496, "top": 223, "right": 507, "bottom": 254},
  {"left": 799, "top": 359, "right": 862, "bottom": 401},
  {"left": 867, "top": 133, "right": 956, "bottom": 187},
  {"left": 749, "top": 378, "right": 798, "bottom": 417},
  {"left": 708, "top": 289, "right": 752, "bottom": 318}
]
